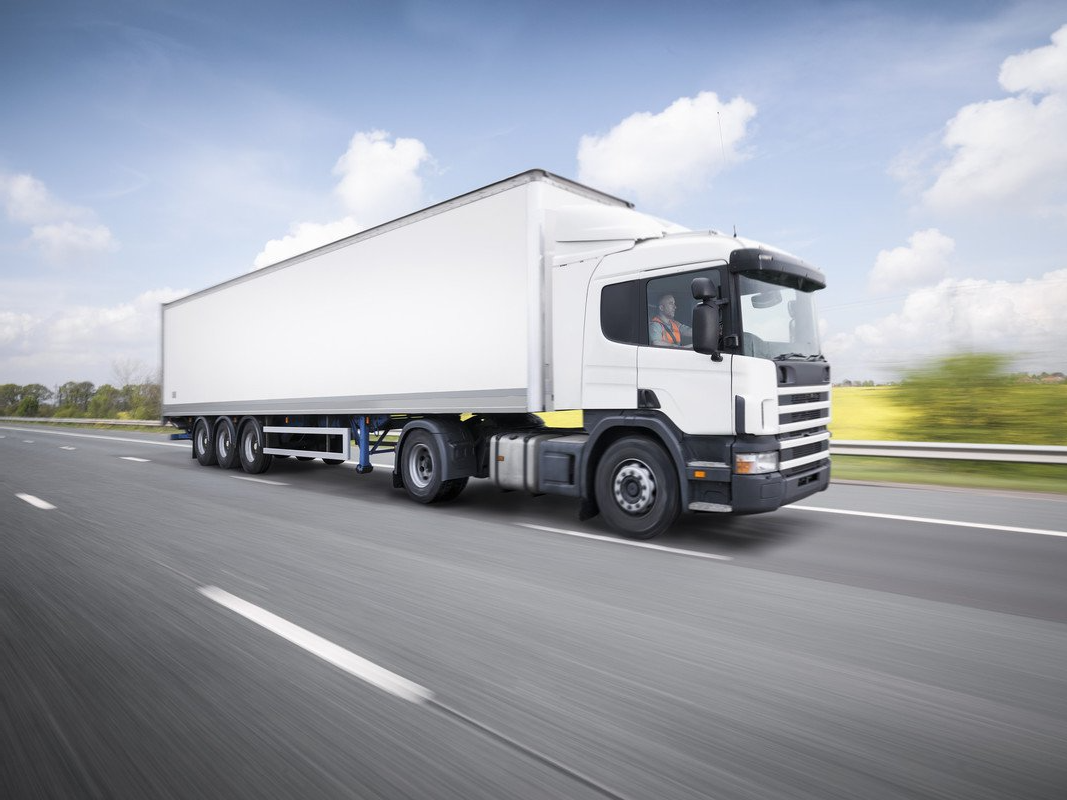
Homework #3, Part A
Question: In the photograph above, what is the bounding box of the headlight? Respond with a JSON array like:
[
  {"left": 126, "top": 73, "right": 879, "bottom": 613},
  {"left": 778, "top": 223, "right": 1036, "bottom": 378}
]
[{"left": 735, "top": 452, "right": 778, "bottom": 474}]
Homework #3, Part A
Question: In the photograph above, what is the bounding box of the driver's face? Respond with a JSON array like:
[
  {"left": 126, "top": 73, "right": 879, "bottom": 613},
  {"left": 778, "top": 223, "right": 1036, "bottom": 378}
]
[{"left": 659, "top": 296, "right": 677, "bottom": 318}]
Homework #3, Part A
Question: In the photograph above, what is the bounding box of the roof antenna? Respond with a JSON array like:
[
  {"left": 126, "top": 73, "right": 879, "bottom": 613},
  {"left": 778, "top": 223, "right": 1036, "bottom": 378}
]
[{"left": 718, "top": 111, "right": 736, "bottom": 238}]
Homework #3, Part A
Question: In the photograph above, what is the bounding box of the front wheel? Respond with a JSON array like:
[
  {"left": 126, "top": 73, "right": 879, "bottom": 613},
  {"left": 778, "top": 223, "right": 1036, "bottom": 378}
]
[
  {"left": 238, "top": 419, "right": 273, "bottom": 475},
  {"left": 400, "top": 430, "right": 467, "bottom": 504},
  {"left": 594, "top": 437, "right": 680, "bottom": 539}
]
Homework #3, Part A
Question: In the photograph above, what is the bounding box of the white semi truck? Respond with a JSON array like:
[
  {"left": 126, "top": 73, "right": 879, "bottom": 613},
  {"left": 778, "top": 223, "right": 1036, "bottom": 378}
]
[{"left": 162, "top": 170, "right": 830, "bottom": 538}]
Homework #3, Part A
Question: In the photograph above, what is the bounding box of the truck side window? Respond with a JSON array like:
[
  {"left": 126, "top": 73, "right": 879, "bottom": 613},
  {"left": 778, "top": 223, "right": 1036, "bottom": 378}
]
[
  {"left": 601, "top": 281, "right": 642, "bottom": 345},
  {"left": 646, "top": 270, "right": 720, "bottom": 349}
]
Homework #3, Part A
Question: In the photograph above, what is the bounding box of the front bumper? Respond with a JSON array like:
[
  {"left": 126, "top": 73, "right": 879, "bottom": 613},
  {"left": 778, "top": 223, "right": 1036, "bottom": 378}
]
[{"left": 729, "top": 459, "right": 830, "bottom": 514}]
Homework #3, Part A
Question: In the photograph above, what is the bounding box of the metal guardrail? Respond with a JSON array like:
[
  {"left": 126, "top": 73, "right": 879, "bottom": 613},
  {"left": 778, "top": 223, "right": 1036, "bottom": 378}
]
[
  {"left": 830, "top": 440, "right": 1067, "bottom": 465},
  {"left": 1, "top": 418, "right": 1064, "bottom": 464},
  {"left": 0, "top": 416, "right": 165, "bottom": 427}
]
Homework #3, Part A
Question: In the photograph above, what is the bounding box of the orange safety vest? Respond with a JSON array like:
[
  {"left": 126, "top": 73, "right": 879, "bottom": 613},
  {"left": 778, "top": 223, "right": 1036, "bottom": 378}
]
[{"left": 652, "top": 315, "right": 681, "bottom": 345}]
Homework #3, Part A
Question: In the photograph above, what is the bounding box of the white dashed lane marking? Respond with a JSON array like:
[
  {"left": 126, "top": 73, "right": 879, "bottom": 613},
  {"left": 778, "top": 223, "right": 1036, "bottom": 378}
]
[
  {"left": 518, "top": 523, "right": 732, "bottom": 561},
  {"left": 199, "top": 586, "right": 432, "bottom": 703},
  {"left": 120, "top": 456, "right": 151, "bottom": 463},
  {"left": 17, "top": 493, "right": 56, "bottom": 510},
  {"left": 231, "top": 476, "right": 289, "bottom": 486}
]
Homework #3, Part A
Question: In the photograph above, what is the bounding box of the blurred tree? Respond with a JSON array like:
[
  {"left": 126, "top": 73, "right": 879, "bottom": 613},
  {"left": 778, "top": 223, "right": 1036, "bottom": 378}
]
[
  {"left": 892, "top": 353, "right": 1067, "bottom": 444},
  {"left": 88, "top": 384, "right": 123, "bottom": 418},
  {"left": 0, "top": 383, "right": 20, "bottom": 414},
  {"left": 15, "top": 395, "right": 39, "bottom": 416},
  {"left": 54, "top": 381, "right": 95, "bottom": 416}
]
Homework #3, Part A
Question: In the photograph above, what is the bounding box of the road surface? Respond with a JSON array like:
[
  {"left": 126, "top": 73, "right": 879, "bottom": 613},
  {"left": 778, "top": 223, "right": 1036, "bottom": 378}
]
[{"left": 3, "top": 423, "right": 1065, "bottom": 799}]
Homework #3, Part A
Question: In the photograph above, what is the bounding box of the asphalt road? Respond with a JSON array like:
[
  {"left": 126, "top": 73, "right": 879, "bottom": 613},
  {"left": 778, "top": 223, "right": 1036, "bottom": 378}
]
[{"left": 3, "top": 423, "right": 1066, "bottom": 799}]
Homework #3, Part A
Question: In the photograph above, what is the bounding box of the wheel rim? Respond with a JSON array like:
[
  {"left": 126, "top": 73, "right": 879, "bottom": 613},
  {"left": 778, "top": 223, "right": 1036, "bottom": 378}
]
[
  {"left": 243, "top": 429, "right": 258, "bottom": 463},
  {"left": 407, "top": 443, "right": 433, "bottom": 489},
  {"left": 217, "top": 430, "right": 231, "bottom": 459},
  {"left": 612, "top": 458, "right": 657, "bottom": 515},
  {"left": 196, "top": 425, "right": 208, "bottom": 455}
]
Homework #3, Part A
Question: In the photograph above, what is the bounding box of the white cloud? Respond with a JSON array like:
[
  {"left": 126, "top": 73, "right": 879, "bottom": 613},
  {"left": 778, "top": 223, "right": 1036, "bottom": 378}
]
[
  {"left": 999, "top": 24, "right": 1067, "bottom": 94},
  {"left": 29, "top": 222, "right": 117, "bottom": 262},
  {"left": 869, "top": 229, "right": 955, "bottom": 294},
  {"left": 253, "top": 130, "right": 432, "bottom": 269},
  {"left": 825, "top": 269, "right": 1067, "bottom": 379},
  {"left": 577, "top": 91, "right": 757, "bottom": 206},
  {"left": 334, "top": 130, "right": 432, "bottom": 224},
  {"left": 0, "top": 311, "right": 34, "bottom": 348},
  {"left": 252, "top": 217, "right": 362, "bottom": 269},
  {"left": 0, "top": 171, "right": 117, "bottom": 260},
  {"left": 0, "top": 172, "right": 82, "bottom": 224},
  {"left": 922, "top": 25, "right": 1067, "bottom": 216},
  {"left": 0, "top": 287, "right": 188, "bottom": 385}
]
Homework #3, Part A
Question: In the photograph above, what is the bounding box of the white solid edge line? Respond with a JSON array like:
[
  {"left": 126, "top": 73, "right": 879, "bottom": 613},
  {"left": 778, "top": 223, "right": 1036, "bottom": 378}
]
[
  {"left": 17, "top": 493, "right": 56, "bottom": 510},
  {"left": 230, "top": 475, "right": 289, "bottom": 486},
  {"left": 199, "top": 586, "right": 433, "bottom": 704},
  {"left": 518, "top": 523, "right": 732, "bottom": 561},
  {"left": 0, "top": 425, "right": 188, "bottom": 448},
  {"left": 794, "top": 505, "right": 1067, "bottom": 538},
  {"left": 120, "top": 456, "right": 151, "bottom": 463}
]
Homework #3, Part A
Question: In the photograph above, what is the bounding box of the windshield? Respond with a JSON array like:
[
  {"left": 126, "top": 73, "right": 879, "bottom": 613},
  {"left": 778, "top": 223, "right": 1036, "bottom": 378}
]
[{"left": 738, "top": 274, "right": 822, "bottom": 360}]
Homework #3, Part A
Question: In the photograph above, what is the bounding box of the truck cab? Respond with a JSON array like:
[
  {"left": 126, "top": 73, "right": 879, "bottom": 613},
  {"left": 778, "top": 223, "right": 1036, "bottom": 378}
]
[{"left": 541, "top": 207, "right": 831, "bottom": 537}]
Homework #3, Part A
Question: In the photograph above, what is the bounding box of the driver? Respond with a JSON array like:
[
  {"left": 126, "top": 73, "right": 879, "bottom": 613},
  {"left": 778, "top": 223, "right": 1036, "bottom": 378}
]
[{"left": 649, "top": 294, "right": 692, "bottom": 347}]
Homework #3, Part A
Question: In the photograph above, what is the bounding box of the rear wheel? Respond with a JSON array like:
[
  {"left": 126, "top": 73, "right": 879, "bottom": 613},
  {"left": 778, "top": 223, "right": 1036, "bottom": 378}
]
[
  {"left": 193, "top": 418, "right": 217, "bottom": 467},
  {"left": 238, "top": 419, "right": 273, "bottom": 474},
  {"left": 400, "top": 430, "right": 467, "bottom": 503},
  {"left": 594, "top": 437, "right": 680, "bottom": 539},
  {"left": 322, "top": 458, "right": 345, "bottom": 466},
  {"left": 214, "top": 418, "right": 240, "bottom": 469}
]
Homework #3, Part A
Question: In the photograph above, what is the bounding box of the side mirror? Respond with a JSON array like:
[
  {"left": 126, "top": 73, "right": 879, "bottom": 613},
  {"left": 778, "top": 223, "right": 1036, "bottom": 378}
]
[
  {"left": 691, "top": 276, "right": 723, "bottom": 360},
  {"left": 691, "top": 277, "right": 716, "bottom": 300},
  {"left": 692, "top": 303, "right": 722, "bottom": 360}
]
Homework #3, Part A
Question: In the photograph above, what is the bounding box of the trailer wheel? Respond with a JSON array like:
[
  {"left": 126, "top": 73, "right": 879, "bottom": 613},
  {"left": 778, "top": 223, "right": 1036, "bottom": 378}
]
[
  {"left": 238, "top": 419, "right": 273, "bottom": 474},
  {"left": 214, "top": 418, "right": 240, "bottom": 469},
  {"left": 193, "top": 418, "right": 217, "bottom": 467},
  {"left": 401, "top": 430, "right": 467, "bottom": 503},
  {"left": 322, "top": 459, "right": 345, "bottom": 466},
  {"left": 594, "top": 437, "right": 679, "bottom": 539}
]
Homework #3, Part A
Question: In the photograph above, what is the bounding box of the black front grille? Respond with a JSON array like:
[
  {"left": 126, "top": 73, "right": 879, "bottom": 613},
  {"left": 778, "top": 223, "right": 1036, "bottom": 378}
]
[
  {"left": 784, "top": 409, "right": 822, "bottom": 424},
  {"left": 780, "top": 392, "right": 826, "bottom": 406},
  {"left": 783, "top": 440, "right": 828, "bottom": 459}
]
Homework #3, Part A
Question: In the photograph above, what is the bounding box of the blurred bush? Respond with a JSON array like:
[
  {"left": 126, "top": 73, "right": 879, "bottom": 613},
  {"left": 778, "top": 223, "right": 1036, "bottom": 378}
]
[{"left": 891, "top": 353, "right": 1066, "bottom": 444}]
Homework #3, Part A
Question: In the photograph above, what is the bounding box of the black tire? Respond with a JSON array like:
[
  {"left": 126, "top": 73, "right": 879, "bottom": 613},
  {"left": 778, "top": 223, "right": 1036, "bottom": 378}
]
[
  {"left": 400, "top": 430, "right": 467, "bottom": 503},
  {"left": 594, "top": 437, "right": 680, "bottom": 539},
  {"left": 193, "top": 418, "right": 217, "bottom": 467},
  {"left": 238, "top": 419, "right": 273, "bottom": 475},
  {"left": 296, "top": 456, "right": 314, "bottom": 462},
  {"left": 214, "top": 417, "right": 240, "bottom": 469},
  {"left": 322, "top": 459, "right": 345, "bottom": 466}
]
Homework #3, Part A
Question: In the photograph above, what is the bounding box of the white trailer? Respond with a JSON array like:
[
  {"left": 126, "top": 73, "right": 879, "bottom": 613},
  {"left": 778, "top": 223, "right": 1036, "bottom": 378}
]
[{"left": 163, "top": 170, "right": 831, "bottom": 538}]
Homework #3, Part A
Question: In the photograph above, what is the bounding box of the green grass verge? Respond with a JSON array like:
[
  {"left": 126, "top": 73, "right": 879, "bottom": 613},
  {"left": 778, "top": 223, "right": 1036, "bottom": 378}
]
[{"left": 832, "top": 455, "right": 1067, "bottom": 494}]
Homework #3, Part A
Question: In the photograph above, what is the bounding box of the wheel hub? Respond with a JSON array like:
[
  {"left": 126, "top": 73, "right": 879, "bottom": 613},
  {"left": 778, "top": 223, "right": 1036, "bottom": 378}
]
[{"left": 613, "top": 459, "right": 656, "bottom": 514}]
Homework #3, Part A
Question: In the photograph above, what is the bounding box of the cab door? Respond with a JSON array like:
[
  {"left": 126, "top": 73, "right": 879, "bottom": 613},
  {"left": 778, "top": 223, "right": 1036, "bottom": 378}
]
[{"left": 637, "top": 266, "right": 733, "bottom": 435}]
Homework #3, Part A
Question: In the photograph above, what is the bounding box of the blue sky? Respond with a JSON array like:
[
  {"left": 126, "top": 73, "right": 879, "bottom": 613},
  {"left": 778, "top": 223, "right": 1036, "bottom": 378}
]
[{"left": 2, "top": 0, "right": 1065, "bottom": 387}]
